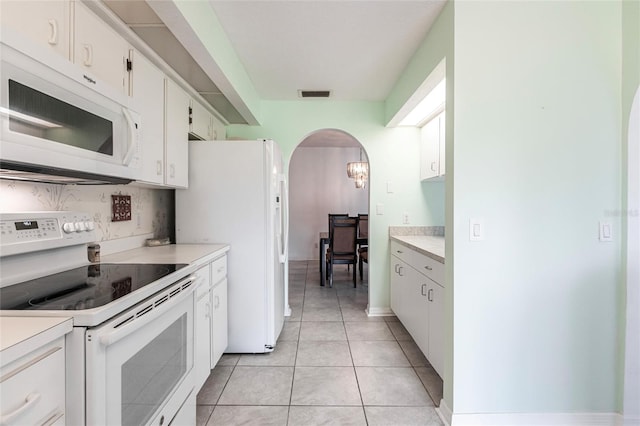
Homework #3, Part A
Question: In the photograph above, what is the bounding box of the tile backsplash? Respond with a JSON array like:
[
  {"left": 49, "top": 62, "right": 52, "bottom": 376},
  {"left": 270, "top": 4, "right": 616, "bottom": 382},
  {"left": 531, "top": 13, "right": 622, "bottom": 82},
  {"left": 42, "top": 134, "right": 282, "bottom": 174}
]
[{"left": 0, "top": 180, "right": 174, "bottom": 242}]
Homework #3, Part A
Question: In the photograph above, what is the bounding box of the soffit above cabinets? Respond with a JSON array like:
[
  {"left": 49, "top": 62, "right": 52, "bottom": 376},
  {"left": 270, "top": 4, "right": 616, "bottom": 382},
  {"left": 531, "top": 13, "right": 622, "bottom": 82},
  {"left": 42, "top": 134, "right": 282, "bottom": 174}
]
[{"left": 103, "top": 0, "right": 246, "bottom": 124}]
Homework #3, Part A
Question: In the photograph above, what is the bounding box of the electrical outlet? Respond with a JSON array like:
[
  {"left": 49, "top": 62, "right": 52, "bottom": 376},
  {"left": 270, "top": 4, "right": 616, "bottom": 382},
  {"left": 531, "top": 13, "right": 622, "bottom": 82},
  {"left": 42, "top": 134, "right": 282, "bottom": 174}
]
[{"left": 402, "top": 212, "right": 409, "bottom": 224}]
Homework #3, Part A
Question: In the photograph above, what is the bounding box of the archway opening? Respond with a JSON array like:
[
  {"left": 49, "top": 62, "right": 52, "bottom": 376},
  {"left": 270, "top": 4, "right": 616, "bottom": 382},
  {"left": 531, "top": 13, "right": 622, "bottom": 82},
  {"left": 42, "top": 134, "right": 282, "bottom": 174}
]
[{"left": 286, "top": 129, "right": 371, "bottom": 315}]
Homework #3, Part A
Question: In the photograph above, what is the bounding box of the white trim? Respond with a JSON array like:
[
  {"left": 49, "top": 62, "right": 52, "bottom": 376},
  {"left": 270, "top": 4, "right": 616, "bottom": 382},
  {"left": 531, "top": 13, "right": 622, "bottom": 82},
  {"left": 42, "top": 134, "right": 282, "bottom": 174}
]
[
  {"left": 437, "top": 398, "right": 453, "bottom": 426},
  {"left": 624, "top": 87, "right": 640, "bottom": 424},
  {"left": 450, "top": 412, "right": 623, "bottom": 426},
  {"left": 366, "top": 306, "right": 394, "bottom": 317}
]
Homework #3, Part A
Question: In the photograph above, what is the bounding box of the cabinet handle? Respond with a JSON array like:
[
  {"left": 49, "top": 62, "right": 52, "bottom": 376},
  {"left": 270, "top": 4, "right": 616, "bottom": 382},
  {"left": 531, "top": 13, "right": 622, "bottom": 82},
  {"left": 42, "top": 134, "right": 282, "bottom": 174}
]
[
  {"left": 156, "top": 160, "right": 163, "bottom": 175},
  {"left": 83, "top": 44, "right": 93, "bottom": 66},
  {"left": 424, "top": 265, "right": 433, "bottom": 271},
  {"left": 430, "top": 161, "right": 437, "bottom": 172},
  {"left": 398, "top": 266, "right": 404, "bottom": 277},
  {"left": 170, "top": 164, "right": 175, "bottom": 178},
  {"left": 205, "top": 302, "right": 211, "bottom": 318},
  {"left": 48, "top": 19, "right": 58, "bottom": 45},
  {"left": 421, "top": 284, "right": 427, "bottom": 296},
  {"left": 428, "top": 288, "right": 434, "bottom": 302},
  {"left": 214, "top": 295, "right": 220, "bottom": 309},
  {"left": 0, "top": 392, "right": 41, "bottom": 424},
  {"left": 396, "top": 250, "right": 403, "bottom": 254}
]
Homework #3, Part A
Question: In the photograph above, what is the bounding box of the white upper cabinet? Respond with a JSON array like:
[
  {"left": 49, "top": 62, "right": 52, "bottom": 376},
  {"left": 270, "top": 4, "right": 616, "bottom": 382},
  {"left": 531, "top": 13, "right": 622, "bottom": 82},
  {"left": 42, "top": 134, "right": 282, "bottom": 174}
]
[
  {"left": 190, "top": 99, "right": 215, "bottom": 141},
  {"left": 165, "top": 79, "right": 190, "bottom": 188},
  {"left": 129, "top": 50, "right": 165, "bottom": 185},
  {"left": 420, "top": 111, "right": 446, "bottom": 181},
  {"left": 74, "top": 1, "right": 130, "bottom": 94},
  {"left": 0, "top": 0, "right": 71, "bottom": 59}
]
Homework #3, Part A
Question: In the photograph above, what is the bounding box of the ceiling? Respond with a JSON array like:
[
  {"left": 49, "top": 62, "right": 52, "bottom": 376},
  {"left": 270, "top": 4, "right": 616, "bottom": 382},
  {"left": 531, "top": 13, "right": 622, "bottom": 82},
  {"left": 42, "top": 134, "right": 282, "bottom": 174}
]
[{"left": 103, "top": 0, "right": 447, "bottom": 145}]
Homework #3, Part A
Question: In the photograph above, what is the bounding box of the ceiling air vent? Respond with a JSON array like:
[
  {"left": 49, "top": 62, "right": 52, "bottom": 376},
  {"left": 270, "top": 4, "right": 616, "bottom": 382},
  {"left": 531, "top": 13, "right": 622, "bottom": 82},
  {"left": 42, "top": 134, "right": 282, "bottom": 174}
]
[{"left": 298, "top": 90, "right": 331, "bottom": 98}]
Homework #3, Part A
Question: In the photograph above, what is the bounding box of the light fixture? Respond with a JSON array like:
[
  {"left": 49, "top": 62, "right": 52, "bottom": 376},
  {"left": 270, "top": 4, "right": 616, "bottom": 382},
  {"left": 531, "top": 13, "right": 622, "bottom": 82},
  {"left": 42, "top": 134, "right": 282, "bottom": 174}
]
[{"left": 347, "top": 148, "right": 368, "bottom": 189}]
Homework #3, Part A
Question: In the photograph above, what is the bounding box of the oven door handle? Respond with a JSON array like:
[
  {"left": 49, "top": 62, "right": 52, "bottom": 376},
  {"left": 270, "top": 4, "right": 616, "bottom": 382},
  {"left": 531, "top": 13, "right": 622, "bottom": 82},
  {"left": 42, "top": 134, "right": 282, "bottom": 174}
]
[{"left": 98, "top": 275, "right": 197, "bottom": 347}]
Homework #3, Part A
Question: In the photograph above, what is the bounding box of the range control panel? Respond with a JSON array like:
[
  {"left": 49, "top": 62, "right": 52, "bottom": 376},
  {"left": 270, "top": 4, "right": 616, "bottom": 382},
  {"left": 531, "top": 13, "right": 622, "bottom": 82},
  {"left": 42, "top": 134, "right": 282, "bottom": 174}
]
[{"left": 0, "top": 211, "right": 95, "bottom": 257}]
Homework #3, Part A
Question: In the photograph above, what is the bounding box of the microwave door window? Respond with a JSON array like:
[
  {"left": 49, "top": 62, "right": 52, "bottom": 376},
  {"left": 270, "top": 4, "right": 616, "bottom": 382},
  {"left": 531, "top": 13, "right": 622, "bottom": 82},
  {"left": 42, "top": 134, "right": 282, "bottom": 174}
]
[{"left": 8, "top": 79, "right": 114, "bottom": 156}]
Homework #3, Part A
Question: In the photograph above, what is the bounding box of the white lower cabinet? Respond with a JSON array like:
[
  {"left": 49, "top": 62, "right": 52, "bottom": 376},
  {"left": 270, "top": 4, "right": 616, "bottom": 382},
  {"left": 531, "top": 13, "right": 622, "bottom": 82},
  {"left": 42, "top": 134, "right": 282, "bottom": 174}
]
[
  {"left": 194, "top": 265, "right": 212, "bottom": 391},
  {"left": 194, "top": 254, "right": 228, "bottom": 393},
  {"left": 0, "top": 337, "right": 66, "bottom": 426},
  {"left": 210, "top": 255, "right": 228, "bottom": 368},
  {"left": 390, "top": 240, "right": 445, "bottom": 378}
]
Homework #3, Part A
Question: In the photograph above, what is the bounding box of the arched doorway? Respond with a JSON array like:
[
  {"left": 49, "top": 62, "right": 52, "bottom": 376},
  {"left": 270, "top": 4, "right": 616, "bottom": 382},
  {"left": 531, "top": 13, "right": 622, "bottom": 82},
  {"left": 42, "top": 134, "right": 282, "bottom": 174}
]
[{"left": 286, "top": 129, "right": 371, "bottom": 316}]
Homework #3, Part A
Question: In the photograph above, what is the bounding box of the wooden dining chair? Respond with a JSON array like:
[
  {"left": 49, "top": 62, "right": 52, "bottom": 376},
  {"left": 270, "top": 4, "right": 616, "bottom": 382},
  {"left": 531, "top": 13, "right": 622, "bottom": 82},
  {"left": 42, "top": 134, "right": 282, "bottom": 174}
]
[
  {"left": 326, "top": 214, "right": 350, "bottom": 280},
  {"left": 326, "top": 217, "right": 358, "bottom": 288},
  {"left": 357, "top": 213, "right": 368, "bottom": 281}
]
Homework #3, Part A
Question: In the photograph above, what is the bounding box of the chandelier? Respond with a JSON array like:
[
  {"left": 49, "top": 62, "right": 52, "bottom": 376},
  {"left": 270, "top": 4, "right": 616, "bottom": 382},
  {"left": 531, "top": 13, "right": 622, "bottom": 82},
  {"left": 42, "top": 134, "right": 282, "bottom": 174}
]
[{"left": 347, "top": 149, "right": 368, "bottom": 189}]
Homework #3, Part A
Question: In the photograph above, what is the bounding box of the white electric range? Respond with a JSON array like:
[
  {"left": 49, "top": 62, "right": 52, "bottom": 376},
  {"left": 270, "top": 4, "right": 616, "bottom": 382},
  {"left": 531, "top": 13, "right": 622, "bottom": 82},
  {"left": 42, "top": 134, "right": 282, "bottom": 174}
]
[{"left": 0, "top": 211, "right": 197, "bottom": 426}]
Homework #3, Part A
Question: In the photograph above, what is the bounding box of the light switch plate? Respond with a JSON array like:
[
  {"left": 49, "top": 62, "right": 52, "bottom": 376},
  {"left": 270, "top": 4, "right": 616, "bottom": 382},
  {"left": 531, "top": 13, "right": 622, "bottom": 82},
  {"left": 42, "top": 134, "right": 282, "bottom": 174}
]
[
  {"left": 386, "top": 182, "right": 394, "bottom": 193},
  {"left": 376, "top": 203, "right": 384, "bottom": 215},
  {"left": 599, "top": 221, "right": 613, "bottom": 242},
  {"left": 469, "top": 218, "right": 484, "bottom": 241}
]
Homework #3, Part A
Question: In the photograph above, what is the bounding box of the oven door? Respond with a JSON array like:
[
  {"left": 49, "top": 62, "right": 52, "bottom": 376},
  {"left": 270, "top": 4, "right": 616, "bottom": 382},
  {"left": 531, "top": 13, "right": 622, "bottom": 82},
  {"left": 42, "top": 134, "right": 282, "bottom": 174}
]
[{"left": 85, "top": 275, "right": 195, "bottom": 426}]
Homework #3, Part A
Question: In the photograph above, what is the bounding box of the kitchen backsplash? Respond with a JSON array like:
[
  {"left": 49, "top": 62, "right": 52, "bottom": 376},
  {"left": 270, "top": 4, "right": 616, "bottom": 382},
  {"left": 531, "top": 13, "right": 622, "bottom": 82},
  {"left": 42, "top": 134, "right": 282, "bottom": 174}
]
[{"left": 0, "top": 180, "right": 174, "bottom": 242}]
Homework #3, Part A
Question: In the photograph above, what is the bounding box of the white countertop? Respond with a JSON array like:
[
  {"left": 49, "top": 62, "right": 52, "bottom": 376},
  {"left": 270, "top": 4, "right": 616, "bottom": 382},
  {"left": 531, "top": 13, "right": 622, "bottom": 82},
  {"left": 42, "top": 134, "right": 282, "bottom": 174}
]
[
  {"left": 0, "top": 316, "right": 72, "bottom": 366},
  {"left": 390, "top": 235, "right": 445, "bottom": 263},
  {"left": 102, "top": 243, "right": 230, "bottom": 268}
]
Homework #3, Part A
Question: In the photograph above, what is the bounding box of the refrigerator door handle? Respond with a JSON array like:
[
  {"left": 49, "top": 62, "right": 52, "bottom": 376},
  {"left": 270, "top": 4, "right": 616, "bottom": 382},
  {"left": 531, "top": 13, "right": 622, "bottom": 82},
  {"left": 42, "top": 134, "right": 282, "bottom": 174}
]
[{"left": 278, "top": 173, "right": 289, "bottom": 263}]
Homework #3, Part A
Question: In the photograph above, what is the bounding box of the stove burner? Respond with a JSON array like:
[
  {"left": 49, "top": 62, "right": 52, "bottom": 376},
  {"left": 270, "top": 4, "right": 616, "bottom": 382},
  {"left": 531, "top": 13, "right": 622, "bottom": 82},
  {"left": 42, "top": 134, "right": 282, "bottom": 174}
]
[{"left": 0, "top": 263, "right": 187, "bottom": 311}]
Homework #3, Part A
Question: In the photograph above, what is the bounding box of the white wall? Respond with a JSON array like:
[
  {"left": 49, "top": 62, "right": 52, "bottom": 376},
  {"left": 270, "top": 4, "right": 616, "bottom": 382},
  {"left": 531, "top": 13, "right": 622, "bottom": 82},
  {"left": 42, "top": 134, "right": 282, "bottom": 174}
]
[
  {"left": 452, "top": 0, "right": 622, "bottom": 416},
  {"left": 288, "top": 146, "right": 369, "bottom": 261}
]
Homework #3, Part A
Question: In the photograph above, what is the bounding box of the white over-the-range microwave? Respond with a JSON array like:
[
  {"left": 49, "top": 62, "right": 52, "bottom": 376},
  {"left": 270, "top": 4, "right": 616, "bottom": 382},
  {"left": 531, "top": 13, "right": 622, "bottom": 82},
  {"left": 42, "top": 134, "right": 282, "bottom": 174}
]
[{"left": 0, "top": 31, "right": 142, "bottom": 185}]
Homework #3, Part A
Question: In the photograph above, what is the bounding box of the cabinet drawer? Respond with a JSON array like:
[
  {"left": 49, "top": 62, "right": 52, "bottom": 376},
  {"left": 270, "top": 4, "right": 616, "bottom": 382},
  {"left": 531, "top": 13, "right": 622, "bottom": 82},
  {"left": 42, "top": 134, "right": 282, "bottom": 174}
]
[
  {"left": 410, "top": 251, "right": 444, "bottom": 287},
  {"left": 390, "top": 240, "right": 413, "bottom": 265},
  {"left": 391, "top": 240, "right": 444, "bottom": 286},
  {"left": 1, "top": 338, "right": 65, "bottom": 426},
  {"left": 211, "top": 255, "right": 227, "bottom": 285},
  {"left": 194, "top": 264, "right": 211, "bottom": 298}
]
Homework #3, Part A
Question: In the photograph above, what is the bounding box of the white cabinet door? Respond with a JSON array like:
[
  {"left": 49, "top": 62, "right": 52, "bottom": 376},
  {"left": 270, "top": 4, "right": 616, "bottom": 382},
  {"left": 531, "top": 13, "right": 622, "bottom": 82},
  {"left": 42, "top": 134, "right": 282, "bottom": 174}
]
[
  {"left": 211, "top": 278, "right": 228, "bottom": 367},
  {"left": 0, "top": 0, "right": 70, "bottom": 59},
  {"left": 74, "top": 1, "right": 129, "bottom": 94},
  {"left": 390, "top": 256, "right": 403, "bottom": 317},
  {"left": 428, "top": 281, "right": 445, "bottom": 378},
  {"left": 420, "top": 112, "right": 445, "bottom": 181},
  {"left": 165, "top": 79, "right": 190, "bottom": 188},
  {"left": 0, "top": 338, "right": 66, "bottom": 426},
  {"left": 195, "top": 289, "right": 212, "bottom": 391},
  {"left": 130, "top": 50, "right": 165, "bottom": 185},
  {"left": 190, "top": 99, "right": 214, "bottom": 140},
  {"left": 404, "top": 267, "right": 429, "bottom": 357}
]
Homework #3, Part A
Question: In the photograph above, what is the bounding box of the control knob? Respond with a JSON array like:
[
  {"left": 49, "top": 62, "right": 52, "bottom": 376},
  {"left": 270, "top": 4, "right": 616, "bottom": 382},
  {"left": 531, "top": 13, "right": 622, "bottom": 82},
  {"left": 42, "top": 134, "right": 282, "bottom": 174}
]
[
  {"left": 62, "top": 222, "right": 76, "bottom": 234},
  {"left": 75, "top": 222, "right": 86, "bottom": 232}
]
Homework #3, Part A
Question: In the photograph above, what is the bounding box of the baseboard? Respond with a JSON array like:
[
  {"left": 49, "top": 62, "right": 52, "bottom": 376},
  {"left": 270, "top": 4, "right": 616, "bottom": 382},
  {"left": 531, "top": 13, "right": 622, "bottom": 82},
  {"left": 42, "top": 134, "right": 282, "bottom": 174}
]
[
  {"left": 621, "top": 414, "right": 640, "bottom": 426},
  {"left": 450, "top": 411, "right": 623, "bottom": 426},
  {"left": 437, "top": 398, "right": 453, "bottom": 426},
  {"left": 366, "top": 306, "right": 394, "bottom": 316}
]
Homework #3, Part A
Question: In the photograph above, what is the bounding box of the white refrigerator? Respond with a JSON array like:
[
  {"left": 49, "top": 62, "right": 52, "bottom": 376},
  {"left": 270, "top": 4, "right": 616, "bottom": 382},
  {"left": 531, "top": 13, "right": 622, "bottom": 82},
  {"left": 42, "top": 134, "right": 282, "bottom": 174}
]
[{"left": 176, "top": 139, "right": 289, "bottom": 353}]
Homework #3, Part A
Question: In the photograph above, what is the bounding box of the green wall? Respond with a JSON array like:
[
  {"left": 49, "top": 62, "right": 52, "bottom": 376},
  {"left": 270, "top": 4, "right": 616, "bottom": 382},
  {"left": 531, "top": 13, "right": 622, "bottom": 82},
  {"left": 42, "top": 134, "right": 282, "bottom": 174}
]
[
  {"left": 452, "top": 0, "right": 623, "bottom": 414},
  {"left": 227, "top": 100, "right": 445, "bottom": 313}
]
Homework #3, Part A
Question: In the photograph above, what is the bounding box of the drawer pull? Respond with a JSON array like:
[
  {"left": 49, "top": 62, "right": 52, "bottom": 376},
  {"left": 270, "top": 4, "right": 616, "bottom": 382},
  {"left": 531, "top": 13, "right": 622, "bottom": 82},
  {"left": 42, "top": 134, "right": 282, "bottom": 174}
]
[
  {"left": 428, "top": 288, "right": 434, "bottom": 302},
  {"left": 0, "top": 392, "right": 41, "bottom": 424},
  {"left": 398, "top": 266, "right": 404, "bottom": 277},
  {"left": 396, "top": 250, "right": 403, "bottom": 254},
  {"left": 425, "top": 265, "right": 433, "bottom": 271},
  {"left": 421, "top": 284, "right": 427, "bottom": 296}
]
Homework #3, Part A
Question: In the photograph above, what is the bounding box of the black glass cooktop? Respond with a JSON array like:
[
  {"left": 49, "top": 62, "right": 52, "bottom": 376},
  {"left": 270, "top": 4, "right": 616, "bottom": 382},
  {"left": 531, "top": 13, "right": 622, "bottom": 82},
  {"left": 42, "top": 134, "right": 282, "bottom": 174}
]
[{"left": 0, "top": 263, "right": 187, "bottom": 311}]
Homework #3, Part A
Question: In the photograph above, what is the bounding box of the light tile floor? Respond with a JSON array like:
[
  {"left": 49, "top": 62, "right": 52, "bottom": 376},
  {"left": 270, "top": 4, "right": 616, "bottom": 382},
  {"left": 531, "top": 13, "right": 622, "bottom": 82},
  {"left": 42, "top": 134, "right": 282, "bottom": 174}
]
[{"left": 196, "top": 260, "right": 444, "bottom": 426}]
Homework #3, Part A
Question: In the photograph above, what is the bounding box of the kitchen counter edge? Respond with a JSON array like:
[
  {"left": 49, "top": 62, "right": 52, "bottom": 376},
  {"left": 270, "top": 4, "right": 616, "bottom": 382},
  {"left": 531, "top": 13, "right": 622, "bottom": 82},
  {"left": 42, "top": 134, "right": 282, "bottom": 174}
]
[{"left": 390, "top": 235, "right": 445, "bottom": 264}]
